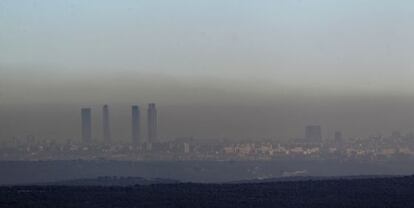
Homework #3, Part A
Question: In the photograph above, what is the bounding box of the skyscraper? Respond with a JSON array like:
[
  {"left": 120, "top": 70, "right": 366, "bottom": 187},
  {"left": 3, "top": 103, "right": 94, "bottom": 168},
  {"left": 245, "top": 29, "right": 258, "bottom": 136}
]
[
  {"left": 81, "top": 108, "right": 92, "bottom": 142},
  {"left": 305, "top": 125, "right": 322, "bottom": 142},
  {"left": 147, "top": 103, "right": 158, "bottom": 142},
  {"left": 102, "top": 105, "right": 111, "bottom": 142},
  {"left": 131, "top": 105, "right": 141, "bottom": 143}
]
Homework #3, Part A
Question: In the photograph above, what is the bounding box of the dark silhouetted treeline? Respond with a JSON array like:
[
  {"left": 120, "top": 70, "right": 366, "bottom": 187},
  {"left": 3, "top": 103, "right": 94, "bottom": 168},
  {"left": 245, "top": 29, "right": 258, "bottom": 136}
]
[
  {"left": 40, "top": 176, "right": 180, "bottom": 186},
  {"left": 2, "top": 176, "right": 414, "bottom": 207}
]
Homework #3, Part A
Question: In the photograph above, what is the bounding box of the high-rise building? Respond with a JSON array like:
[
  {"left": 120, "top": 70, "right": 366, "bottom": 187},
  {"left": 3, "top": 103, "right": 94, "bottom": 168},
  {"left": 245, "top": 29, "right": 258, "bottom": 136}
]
[
  {"left": 305, "top": 125, "right": 322, "bottom": 141},
  {"left": 131, "top": 105, "right": 141, "bottom": 143},
  {"left": 102, "top": 105, "right": 111, "bottom": 141},
  {"left": 147, "top": 103, "right": 158, "bottom": 142},
  {"left": 81, "top": 108, "right": 92, "bottom": 142}
]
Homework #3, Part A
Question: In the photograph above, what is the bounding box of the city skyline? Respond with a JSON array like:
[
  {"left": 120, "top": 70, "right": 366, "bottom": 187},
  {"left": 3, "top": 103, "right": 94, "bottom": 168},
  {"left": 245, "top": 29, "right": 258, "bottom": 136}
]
[
  {"left": 1, "top": 1, "right": 414, "bottom": 206},
  {"left": 2, "top": 101, "right": 414, "bottom": 142},
  {"left": 77, "top": 104, "right": 337, "bottom": 143}
]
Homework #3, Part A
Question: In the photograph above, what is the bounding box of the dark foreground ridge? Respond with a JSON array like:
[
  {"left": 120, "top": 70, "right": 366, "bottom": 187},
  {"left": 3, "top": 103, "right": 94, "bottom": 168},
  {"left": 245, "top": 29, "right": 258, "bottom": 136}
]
[
  {"left": 2, "top": 176, "right": 414, "bottom": 208},
  {"left": 39, "top": 176, "right": 180, "bottom": 186}
]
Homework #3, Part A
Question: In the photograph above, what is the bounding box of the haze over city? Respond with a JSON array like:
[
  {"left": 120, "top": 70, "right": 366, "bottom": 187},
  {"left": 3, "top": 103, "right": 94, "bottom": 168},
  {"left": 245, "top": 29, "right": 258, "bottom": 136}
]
[
  {"left": 2, "top": 0, "right": 414, "bottom": 141},
  {"left": 3, "top": 1, "right": 414, "bottom": 207}
]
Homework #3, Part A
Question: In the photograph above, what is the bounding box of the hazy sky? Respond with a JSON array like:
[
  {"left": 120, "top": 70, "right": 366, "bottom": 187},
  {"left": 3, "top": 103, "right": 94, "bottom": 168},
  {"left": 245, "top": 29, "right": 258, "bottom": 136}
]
[{"left": 1, "top": 0, "right": 414, "bottom": 140}]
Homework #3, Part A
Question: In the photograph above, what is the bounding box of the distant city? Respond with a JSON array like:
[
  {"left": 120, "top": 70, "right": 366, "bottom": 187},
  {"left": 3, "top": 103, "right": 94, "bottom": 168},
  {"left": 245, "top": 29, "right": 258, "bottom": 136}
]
[{"left": 1, "top": 103, "right": 414, "bottom": 161}]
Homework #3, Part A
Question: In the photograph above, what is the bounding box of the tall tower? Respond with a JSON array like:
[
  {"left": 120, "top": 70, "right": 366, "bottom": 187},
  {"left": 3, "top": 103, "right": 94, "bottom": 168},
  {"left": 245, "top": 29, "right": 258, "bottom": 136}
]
[
  {"left": 102, "top": 105, "right": 111, "bottom": 142},
  {"left": 131, "top": 105, "right": 141, "bottom": 143},
  {"left": 305, "top": 125, "right": 322, "bottom": 142},
  {"left": 81, "top": 108, "right": 92, "bottom": 142},
  {"left": 147, "top": 103, "right": 158, "bottom": 142}
]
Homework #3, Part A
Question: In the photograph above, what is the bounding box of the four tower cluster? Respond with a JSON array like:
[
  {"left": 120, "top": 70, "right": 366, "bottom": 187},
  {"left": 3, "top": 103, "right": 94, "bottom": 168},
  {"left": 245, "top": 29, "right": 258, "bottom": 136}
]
[{"left": 81, "top": 103, "right": 158, "bottom": 143}]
